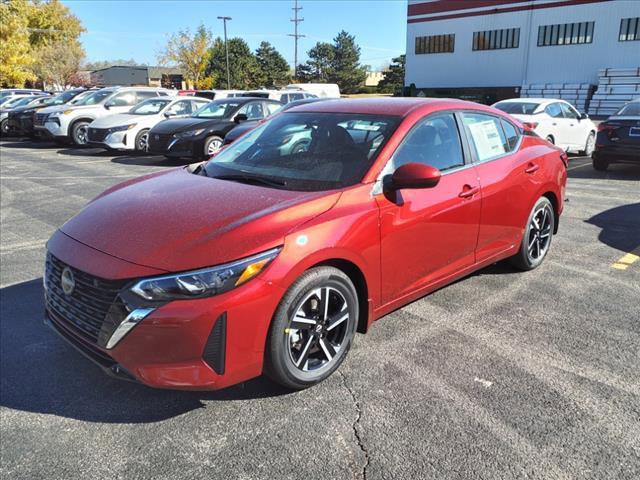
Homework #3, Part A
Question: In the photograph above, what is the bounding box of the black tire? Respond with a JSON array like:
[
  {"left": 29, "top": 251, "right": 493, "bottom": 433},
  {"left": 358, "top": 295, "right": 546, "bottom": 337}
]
[
  {"left": 579, "top": 132, "right": 595, "bottom": 156},
  {"left": 135, "top": 129, "right": 149, "bottom": 152},
  {"left": 71, "top": 120, "right": 90, "bottom": 146},
  {"left": 510, "top": 197, "right": 555, "bottom": 271},
  {"left": 265, "top": 266, "right": 359, "bottom": 390},
  {"left": 592, "top": 157, "right": 609, "bottom": 171},
  {"left": 203, "top": 135, "right": 224, "bottom": 158},
  {"left": 0, "top": 118, "right": 9, "bottom": 136}
]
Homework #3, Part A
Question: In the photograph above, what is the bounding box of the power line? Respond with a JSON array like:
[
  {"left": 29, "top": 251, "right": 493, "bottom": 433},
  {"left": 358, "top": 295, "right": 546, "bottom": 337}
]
[{"left": 288, "top": 0, "right": 305, "bottom": 80}]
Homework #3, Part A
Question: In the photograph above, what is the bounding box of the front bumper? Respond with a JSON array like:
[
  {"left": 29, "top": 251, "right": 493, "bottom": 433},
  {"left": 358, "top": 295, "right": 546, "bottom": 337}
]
[
  {"left": 592, "top": 145, "right": 640, "bottom": 163},
  {"left": 148, "top": 134, "right": 201, "bottom": 158},
  {"left": 45, "top": 232, "right": 285, "bottom": 390},
  {"left": 87, "top": 129, "right": 131, "bottom": 150}
]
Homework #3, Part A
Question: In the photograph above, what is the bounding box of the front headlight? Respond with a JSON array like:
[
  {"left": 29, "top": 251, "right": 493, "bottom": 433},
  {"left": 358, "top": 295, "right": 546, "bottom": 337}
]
[
  {"left": 110, "top": 123, "right": 137, "bottom": 133},
  {"left": 175, "top": 128, "right": 205, "bottom": 139},
  {"left": 129, "top": 247, "right": 281, "bottom": 302}
]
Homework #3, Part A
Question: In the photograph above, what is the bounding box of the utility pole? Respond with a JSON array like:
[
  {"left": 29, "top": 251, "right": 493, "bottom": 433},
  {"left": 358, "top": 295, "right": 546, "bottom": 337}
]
[
  {"left": 217, "top": 16, "right": 232, "bottom": 90},
  {"left": 288, "top": 0, "right": 305, "bottom": 80}
]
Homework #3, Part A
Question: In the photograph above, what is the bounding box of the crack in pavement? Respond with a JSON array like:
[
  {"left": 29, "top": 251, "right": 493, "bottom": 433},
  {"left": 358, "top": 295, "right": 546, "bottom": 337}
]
[{"left": 339, "top": 370, "right": 370, "bottom": 480}]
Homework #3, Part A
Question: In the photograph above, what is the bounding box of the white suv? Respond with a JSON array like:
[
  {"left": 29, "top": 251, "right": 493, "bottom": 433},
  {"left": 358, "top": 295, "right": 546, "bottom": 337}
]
[
  {"left": 87, "top": 96, "right": 210, "bottom": 151},
  {"left": 35, "top": 87, "right": 170, "bottom": 145}
]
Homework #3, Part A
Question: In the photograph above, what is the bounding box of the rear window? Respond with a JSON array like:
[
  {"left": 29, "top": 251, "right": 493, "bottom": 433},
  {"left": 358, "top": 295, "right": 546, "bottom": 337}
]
[
  {"left": 615, "top": 102, "right": 640, "bottom": 116},
  {"left": 494, "top": 102, "right": 540, "bottom": 115}
]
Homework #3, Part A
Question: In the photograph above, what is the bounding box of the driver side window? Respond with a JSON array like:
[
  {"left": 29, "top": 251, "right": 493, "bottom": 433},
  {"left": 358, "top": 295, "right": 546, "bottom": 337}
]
[
  {"left": 167, "top": 100, "right": 192, "bottom": 115},
  {"left": 389, "top": 113, "right": 465, "bottom": 172},
  {"left": 237, "top": 102, "right": 265, "bottom": 120},
  {"left": 108, "top": 92, "right": 136, "bottom": 107}
]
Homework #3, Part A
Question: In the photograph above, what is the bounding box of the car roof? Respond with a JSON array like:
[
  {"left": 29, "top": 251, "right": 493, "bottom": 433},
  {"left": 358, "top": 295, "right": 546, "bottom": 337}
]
[
  {"left": 287, "top": 97, "right": 486, "bottom": 117},
  {"left": 208, "top": 96, "right": 281, "bottom": 105},
  {"left": 497, "top": 98, "right": 567, "bottom": 105}
]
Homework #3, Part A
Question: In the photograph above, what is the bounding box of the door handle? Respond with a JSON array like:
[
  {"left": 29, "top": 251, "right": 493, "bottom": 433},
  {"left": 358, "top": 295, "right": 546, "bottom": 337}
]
[
  {"left": 552, "top": 122, "right": 557, "bottom": 126},
  {"left": 459, "top": 185, "right": 479, "bottom": 198},
  {"left": 525, "top": 163, "right": 539, "bottom": 174}
]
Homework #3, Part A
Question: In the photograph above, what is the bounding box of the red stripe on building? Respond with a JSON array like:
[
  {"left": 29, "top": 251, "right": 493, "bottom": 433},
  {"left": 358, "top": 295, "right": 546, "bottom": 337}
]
[
  {"left": 408, "top": 0, "right": 526, "bottom": 17},
  {"left": 408, "top": 0, "right": 612, "bottom": 24}
]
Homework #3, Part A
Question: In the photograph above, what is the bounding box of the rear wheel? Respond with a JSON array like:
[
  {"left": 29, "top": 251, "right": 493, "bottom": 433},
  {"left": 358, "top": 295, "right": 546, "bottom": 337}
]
[
  {"left": 71, "top": 120, "right": 90, "bottom": 146},
  {"left": 592, "top": 157, "right": 609, "bottom": 171},
  {"left": 510, "top": 197, "right": 554, "bottom": 271},
  {"left": 0, "top": 119, "right": 10, "bottom": 136},
  {"left": 135, "top": 129, "right": 149, "bottom": 152},
  {"left": 580, "top": 132, "right": 595, "bottom": 156},
  {"left": 265, "top": 267, "right": 359, "bottom": 390}
]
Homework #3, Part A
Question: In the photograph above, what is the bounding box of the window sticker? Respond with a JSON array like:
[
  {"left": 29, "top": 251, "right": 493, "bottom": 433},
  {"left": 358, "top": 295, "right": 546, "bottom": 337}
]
[{"left": 467, "top": 120, "right": 506, "bottom": 160}]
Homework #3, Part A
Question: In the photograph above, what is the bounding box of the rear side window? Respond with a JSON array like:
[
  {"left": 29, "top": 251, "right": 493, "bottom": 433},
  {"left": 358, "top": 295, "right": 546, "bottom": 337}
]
[
  {"left": 108, "top": 92, "right": 136, "bottom": 106},
  {"left": 501, "top": 120, "right": 520, "bottom": 151},
  {"left": 545, "top": 103, "right": 563, "bottom": 119},
  {"left": 462, "top": 113, "right": 508, "bottom": 162},
  {"left": 390, "top": 113, "right": 465, "bottom": 172}
]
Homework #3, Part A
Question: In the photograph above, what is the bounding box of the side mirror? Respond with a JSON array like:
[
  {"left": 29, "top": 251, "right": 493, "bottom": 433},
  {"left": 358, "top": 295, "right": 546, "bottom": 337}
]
[
  {"left": 234, "top": 113, "right": 248, "bottom": 123},
  {"left": 104, "top": 103, "right": 111, "bottom": 110},
  {"left": 387, "top": 163, "right": 441, "bottom": 191},
  {"left": 164, "top": 111, "right": 176, "bottom": 118},
  {"left": 580, "top": 112, "right": 589, "bottom": 120}
]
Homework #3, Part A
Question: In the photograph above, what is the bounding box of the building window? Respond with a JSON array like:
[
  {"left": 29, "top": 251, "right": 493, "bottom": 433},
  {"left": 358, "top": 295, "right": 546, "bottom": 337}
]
[
  {"left": 619, "top": 17, "right": 640, "bottom": 41},
  {"left": 537, "top": 22, "right": 594, "bottom": 46},
  {"left": 415, "top": 34, "right": 455, "bottom": 54},
  {"left": 473, "top": 28, "right": 520, "bottom": 50}
]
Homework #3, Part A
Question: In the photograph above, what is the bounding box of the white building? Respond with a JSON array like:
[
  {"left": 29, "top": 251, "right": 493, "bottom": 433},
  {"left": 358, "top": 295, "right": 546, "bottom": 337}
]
[{"left": 405, "top": 0, "right": 640, "bottom": 104}]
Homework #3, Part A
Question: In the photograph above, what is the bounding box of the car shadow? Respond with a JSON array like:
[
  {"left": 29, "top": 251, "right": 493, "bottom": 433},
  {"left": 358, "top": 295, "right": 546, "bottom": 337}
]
[
  {"left": 569, "top": 162, "right": 640, "bottom": 181},
  {"left": 0, "top": 279, "right": 291, "bottom": 424},
  {"left": 585, "top": 202, "right": 640, "bottom": 253},
  {"left": 56, "top": 147, "right": 131, "bottom": 157},
  {"left": 110, "top": 154, "right": 193, "bottom": 167},
  {"left": 0, "top": 139, "right": 57, "bottom": 148}
]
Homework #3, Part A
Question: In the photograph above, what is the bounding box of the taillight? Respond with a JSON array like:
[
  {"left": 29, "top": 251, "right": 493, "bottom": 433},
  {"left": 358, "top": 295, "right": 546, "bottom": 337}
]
[
  {"left": 597, "top": 123, "right": 616, "bottom": 132},
  {"left": 523, "top": 122, "right": 539, "bottom": 130},
  {"left": 560, "top": 152, "right": 569, "bottom": 168}
]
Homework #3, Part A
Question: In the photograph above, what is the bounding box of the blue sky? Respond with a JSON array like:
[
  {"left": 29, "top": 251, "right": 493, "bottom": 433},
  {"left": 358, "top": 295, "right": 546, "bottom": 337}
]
[{"left": 62, "top": 0, "right": 408, "bottom": 70}]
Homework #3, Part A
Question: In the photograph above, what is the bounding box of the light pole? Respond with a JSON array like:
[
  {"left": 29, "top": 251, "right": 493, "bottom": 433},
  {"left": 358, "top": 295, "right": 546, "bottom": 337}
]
[{"left": 217, "top": 16, "right": 232, "bottom": 90}]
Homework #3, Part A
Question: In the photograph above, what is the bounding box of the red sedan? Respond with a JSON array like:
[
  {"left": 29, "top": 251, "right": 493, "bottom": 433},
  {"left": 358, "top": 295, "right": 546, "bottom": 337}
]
[{"left": 44, "top": 98, "right": 567, "bottom": 390}]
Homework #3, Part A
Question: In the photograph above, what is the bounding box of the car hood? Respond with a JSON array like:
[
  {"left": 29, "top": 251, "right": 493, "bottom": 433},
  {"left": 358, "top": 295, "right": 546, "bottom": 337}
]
[
  {"left": 59, "top": 167, "right": 340, "bottom": 272},
  {"left": 38, "top": 104, "right": 67, "bottom": 114},
  {"left": 90, "top": 113, "right": 155, "bottom": 129},
  {"left": 150, "top": 117, "right": 225, "bottom": 134}
]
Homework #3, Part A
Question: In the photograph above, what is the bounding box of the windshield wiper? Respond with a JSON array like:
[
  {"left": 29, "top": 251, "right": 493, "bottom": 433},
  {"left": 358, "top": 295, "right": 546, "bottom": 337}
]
[{"left": 212, "top": 173, "right": 287, "bottom": 188}]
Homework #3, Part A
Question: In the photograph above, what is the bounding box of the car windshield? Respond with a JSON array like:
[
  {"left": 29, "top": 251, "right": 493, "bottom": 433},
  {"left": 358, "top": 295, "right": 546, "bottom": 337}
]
[
  {"left": 51, "top": 90, "right": 82, "bottom": 105},
  {"left": 7, "top": 96, "right": 39, "bottom": 108},
  {"left": 193, "top": 100, "right": 241, "bottom": 119},
  {"left": 75, "top": 90, "right": 112, "bottom": 106},
  {"left": 615, "top": 102, "right": 640, "bottom": 116},
  {"left": 203, "top": 112, "right": 400, "bottom": 191},
  {"left": 130, "top": 98, "right": 171, "bottom": 115},
  {"left": 494, "top": 102, "right": 540, "bottom": 115},
  {"left": 69, "top": 91, "right": 94, "bottom": 105}
]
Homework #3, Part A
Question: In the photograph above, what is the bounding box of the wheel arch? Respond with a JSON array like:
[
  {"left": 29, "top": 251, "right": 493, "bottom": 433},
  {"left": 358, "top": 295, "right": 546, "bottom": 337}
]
[
  {"left": 69, "top": 117, "right": 94, "bottom": 137},
  {"left": 542, "top": 190, "right": 560, "bottom": 234},
  {"left": 309, "top": 258, "right": 370, "bottom": 334}
]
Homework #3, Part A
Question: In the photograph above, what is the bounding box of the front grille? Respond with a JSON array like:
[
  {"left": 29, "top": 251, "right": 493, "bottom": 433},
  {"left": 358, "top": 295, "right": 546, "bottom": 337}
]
[
  {"left": 44, "top": 253, "right": 128, "bottom": 345},
  {"left": 34, "top": 113, "right": 48, "bottom": 126},
  {"left": 148, "top": 133, "right": 172, "bottom": 151},
  {"left": 87, "top": 127, "right": 109, "bottom": 142}
]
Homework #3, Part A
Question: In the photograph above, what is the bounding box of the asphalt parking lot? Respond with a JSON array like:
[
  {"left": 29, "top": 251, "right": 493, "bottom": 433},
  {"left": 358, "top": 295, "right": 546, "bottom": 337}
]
[{"left": 1, "top": 137, "right": 639, "bottom": 479}]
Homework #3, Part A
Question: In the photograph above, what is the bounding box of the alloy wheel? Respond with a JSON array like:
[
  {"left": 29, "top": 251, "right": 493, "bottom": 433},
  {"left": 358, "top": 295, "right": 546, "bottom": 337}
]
[
  {"left": 75, "top": 125, "right": 88, "bottom": 145},
  {"left": 138, "top": 132, "right": 149, "bottom": 152},
  {"left": 585, "top": 133, "right": 595, "bottom": 156},
  {"left": 207, "top": 138, "right": 222, "bottom": 155},
  {"left": 527, "top": 204, "right": 552, "bottom": 262},
  {"left": 287, "top": 286, "right": 351, "bottom": 372}
]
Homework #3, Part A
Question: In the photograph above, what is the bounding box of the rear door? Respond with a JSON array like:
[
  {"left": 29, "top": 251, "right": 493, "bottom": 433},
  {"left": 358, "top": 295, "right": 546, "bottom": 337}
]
[
  {"left": 377, "top": 112, "right": 481, "bottom": 304},
  {"left": 544, "top": 102, "right": 569, "bottom": 148},
  {"left": 460, "top": 112, "right": 537, "bottom": 262}
]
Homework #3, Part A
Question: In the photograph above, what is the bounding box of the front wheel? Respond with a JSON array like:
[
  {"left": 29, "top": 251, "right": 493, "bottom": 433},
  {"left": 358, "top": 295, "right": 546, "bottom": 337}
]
[
  {"left": 0, "top": 119, "right": 9, "bottom": 136},
  {"left": 71, "top": 120, "right": 90, "bottom": 146},
  {"left": 204, "top": 135, "right": 223, "bottom": 157},
  {"left": 135, "top": 129, "right": 149, "bottom": 152},
  {"left": 510, "top": 197, "right": 554, "bottom": 271},
  {"left": 265, "top": 267, "right": 359, "bottom": 390}
]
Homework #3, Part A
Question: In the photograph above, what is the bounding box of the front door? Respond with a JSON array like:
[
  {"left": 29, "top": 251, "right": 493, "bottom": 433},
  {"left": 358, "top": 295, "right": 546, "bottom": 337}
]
[{"left": 376, "top": 112, "right": 481, "bottom": 305}]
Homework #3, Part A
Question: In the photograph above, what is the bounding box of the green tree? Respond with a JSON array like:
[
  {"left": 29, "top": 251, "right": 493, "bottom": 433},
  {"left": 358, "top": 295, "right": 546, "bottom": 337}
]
[
  {"left": 378, "top": 54, "right": 405, "bottom": 94},
  {"left": 207, "top": 37, "right": 261, "bottom": 89},
  {"left": 305, "top": 42, "right": 334, "bottom": 82},
  {"left": 255, "top": 41, "right": 290, "bottom": 87},
  {"left": 330, "top": 30, "right": 367, "bottom": 94},
  {"left": 158, "top": 24, "right": 214, "bottom": 88}
]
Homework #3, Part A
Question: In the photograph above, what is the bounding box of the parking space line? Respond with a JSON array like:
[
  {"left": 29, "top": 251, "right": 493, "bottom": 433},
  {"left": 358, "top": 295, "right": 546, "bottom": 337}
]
[
  {"left": 567, "top": 161, "right": 592, "bottom": 171},
  {"left": 612, "top": 248, "right": 640, "bottom": 270}
]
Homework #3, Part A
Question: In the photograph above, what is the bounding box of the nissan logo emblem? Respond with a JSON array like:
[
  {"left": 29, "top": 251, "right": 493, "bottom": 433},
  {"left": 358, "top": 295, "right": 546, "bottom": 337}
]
[
  {"left": 60, "top": 267, "right": 75, "bottom": 296},
  {"left": 154, "top": 134, "right": 160, "bottom": 140}
]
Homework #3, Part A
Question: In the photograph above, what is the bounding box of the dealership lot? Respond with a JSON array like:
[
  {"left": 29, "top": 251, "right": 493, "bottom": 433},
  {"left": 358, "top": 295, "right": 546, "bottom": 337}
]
[{"left": 1, "top": 139, "right": 639, "bottom": 479}]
